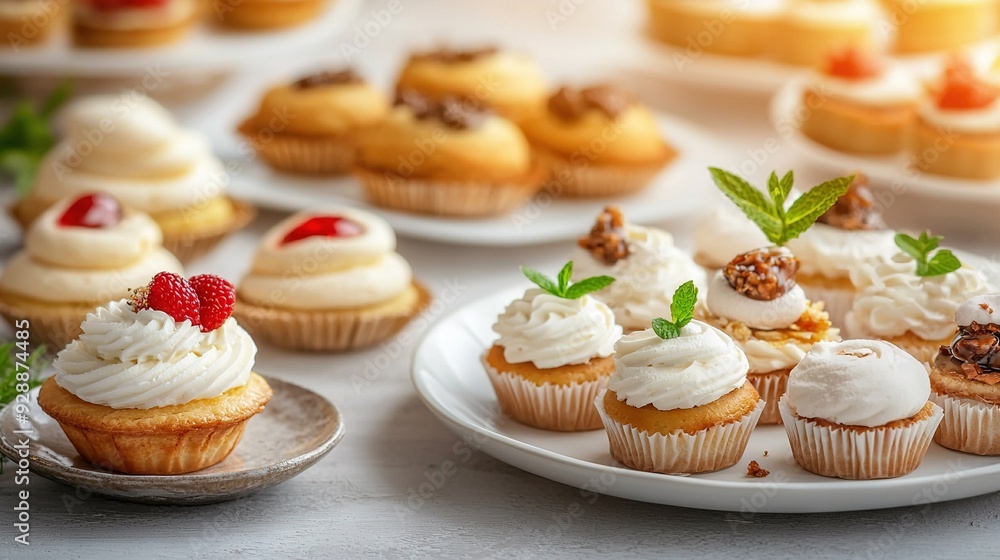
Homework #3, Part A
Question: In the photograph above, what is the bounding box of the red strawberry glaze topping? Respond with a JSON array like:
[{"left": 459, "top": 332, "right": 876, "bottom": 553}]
[
  {"left": 280, "top": 216, "right": 364, "bottom": 246},
  {"left": 937, "top": 69, "right": 998, "bottom": 110},
  {"left": 58, "top": 193, "right": 122, "bottom": 229},
  {"left": 824, "top": 47, "right": 883, "bottom": 81}
]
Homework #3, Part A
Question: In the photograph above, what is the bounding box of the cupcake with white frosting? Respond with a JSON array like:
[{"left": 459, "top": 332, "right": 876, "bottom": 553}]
[
  {"left": 845, "top": 231, "right": 988, "bottom": 363},
  {"left": 596, "top": 281, "right": 763, "bottom": 474},
  {"left": 37, "top": 272, "right": 272, "bottom": 475},
  {"left": 693, "top": 205, "right": 770, "bottom": 271},
  {"left": 0, "top": 193, "right": 183, "bottom": 348},
  {"left": 930, "top": 294, "right": 1000, "bottom": 455},
  {"left": 572, "top": 206, "right": 705, "bottom": 331},
  {"left": 234, "top": 209, "right": 430, "bottom": 351},
  {"left": 483, "top": 261, "right": 622, "bottom": 431},
  {"left": 780, "top": 340, "right": 943, "bottom": 479},
  {"left": 15, "top": 94, "right": 255, "bottom": 262},
  {"left": 769, "top": 0, "right": 883, "bottom": 67}
]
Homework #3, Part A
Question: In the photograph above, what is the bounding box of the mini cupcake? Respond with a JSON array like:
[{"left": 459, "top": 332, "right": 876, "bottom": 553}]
[
  {"left": 0, "top": 193, "right": 183, "bottom": 348},
  {"left": 571, "top": 206, "right": 705, "bottom": 332},
  {"left": 645, "top": 0, "right": 786, "bottom": 58},
  {"left": 15, "top": 95, "right": 254, "bottom": 262},
  {"left": 884, "top": 0, "right": 995, "bottom": 54},
  {"left": 38, "top": 272, "right": 272, "bottom": 475},
  {"left": 800, "top": 48, "right": 920, "bottom": 154},
  {"left": 845, "top": 231, "right": 988, "bottom": 363},
  {"left": 73, "top": 0, "right": 195, "bottom": 48},
  {"left": 693, "top": 205, "right": 770, "bottom": 272},
  {"left": 395, "top": 46, "right": 548, "bottom": 122},
  {"left": 484, "top": 261, "right": 621, "bottom": 431},
  {"left": 770, "top": 0, "right": 882, "bottom": 67},
  {"left": 787, "top": 175, "right": 897, "bottom": 328},
  {"left": 234, "top": 209, "right": 430, "bottom": 351},
  {"left": 597, "top": 281, "right": 763, "bottom": 474},
  {"left": 930, "top": 294, "right": 1000, "bottom": 455},
  {"left": 214, "top": 0, "right": 326, "bottom": 29},
  {"left": 780, "top": 339, "right": 943, "bottom": 479},
  {"left": 519, "top": 85, "right": 676, "bottom": 198},
  {"left": 238, "top": 69, "right": 390, "bottom": 175},
  {"left": 0, "top": 0, "right": 64, "bottom": 46},
  {"left": 353, "top": 89, "right": 545, "bottom": 216}
]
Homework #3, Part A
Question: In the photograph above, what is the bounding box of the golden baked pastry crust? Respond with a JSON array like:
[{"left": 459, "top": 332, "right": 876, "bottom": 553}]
[
  {"left": 794, "top": 401, "right": 937, "bottom": 432},
  {"left": 73, "top": 18, "right": 193, "bottom": 48},
  {"left": 484, "top": 344, "right": 615, "bottom": 387},
  {"left": 603, "top": 382, "right": 760, "bottom": 436},
  {"left": 913, "top": 118, "right": 1000, "bottom": 180},
  {"left": 800, "top": 89, "right": 914, "bottom": 155},
  {"left": 931, "top": 363, "right": 1000, "bottom": 405},
  {"left": 795, "top": 271, "right": 855, "bottom": 291},
  {"left": 215, "top": 0, "right": 326, "bottom": 29},
  {"left": 707, "top": 300, "right": 836, "bottom": 348}
]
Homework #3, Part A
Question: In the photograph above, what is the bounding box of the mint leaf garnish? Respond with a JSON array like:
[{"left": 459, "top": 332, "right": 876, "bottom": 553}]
[
  {"left": 557, "top": 261, "right": 572, "bottom": 293},
  {"left": 0, "top": 80, "right": 72, "bottom": 195},
  {"left": 651, "top": 318, "right": 680, "bottom": 340},
  {"left": 652, "top": 280, "right": 699, "bottom": 340},
  {"left": 894, "top": 231, "right": 962, "bottom": 277},
  {"left": 521, "top": 262, "right": 615, "bottom": 300}
]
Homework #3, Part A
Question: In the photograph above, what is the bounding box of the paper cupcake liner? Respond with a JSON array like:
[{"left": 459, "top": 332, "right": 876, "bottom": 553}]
[
  {"left": 353, "top": 165, "right": 545, "bottom": 217},
  {"left": 234, "top": 282, "right": 431, "bottom": 352},
  {"left": 748, "top": 370, "right": 789, "bottom": 425},
  {"left": 215, "top": 0, "right": 325, "bottom": 29},
  {"left": 73, "top": 18, "right": 192, "bottom": 47},
  {"left": 932, "top": 393, "right": 1000, "bottom": 456},
  {"left": 595, "top": 394, "right": 764, "bottom": 474},
  {"left": 0, "top": 296, "right": 91, "bottom": 350},
  {"left": 779, "top": 396, "right": 943, "bottom": 479},
  {"left": 162, "top": 198, "right": 256, "bottom": 263},
  {"left": 238, "top": 120, "right": 355, "bottom": 175},
  {"left": 533, "top": 149, "right": 673, "bottom": 198},
  {"left": 796, "top": 280, "right": 855, "bottom": 335},
  {"left": 482, "top": 357, "right": 608, "bottom": 432}
]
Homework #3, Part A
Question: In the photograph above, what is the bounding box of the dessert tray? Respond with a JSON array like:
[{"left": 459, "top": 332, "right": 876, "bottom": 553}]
[
  {"left": 226, "top": 114, "right": 715, "bottom": 246},
  {"left": 0, "top": 376, "right": 344, "bottom": 505},
  {"left": 413, "top": 286, "right": 1000, "bottom": 513},
  {"left": 0, "top": 0, "right": 361, "bottom": 76}
]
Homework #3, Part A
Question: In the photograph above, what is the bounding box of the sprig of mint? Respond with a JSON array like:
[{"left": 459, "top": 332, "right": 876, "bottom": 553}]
[
  {"left": 894, "top": 231, "right": 961, "bottom": 277},
  {"left": 520, "top": 261, "right": 615, "bottom": 299},
  {"left": 0, "top": 81, "right": 72, "bottom": 195},
  {"left": 708, "top": 168, "right": 854, "bottom": 246},
  {"left": 651, "top": 280, "right": 698, "bottom": 340}
]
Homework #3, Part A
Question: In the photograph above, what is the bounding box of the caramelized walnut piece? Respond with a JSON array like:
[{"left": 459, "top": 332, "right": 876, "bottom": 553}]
[
  {"left": 746, "top": 460, "right": 770, "bottom": 478},
  {"left": 946, "top": 321, "right": 1000, "bottom": 370},
  {"left": 293, "top": 69, "right": 362, "bottom": 89},
  {"left": 816, "top": 174, "right": 887, "bottom": 231},
  {"left": 548, "top": 85, "right": 637, "bottom": 121},
  {"left": 577, "top": 206, "right": 630, "bottom": 265},
  {"left": 723, "top": 247, "right": 800, "bottom": 302},
  {"left": 394, "top": 88, "right": 490, "bottom": 130},
  {"left": 413, "top": 46, "right": 499, "bottom": 64}
]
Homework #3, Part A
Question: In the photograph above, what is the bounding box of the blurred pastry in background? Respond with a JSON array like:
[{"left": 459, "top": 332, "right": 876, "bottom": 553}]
[
  {"left": 883, "top": 0, "right": 995, "bottom": 54},
  {"left": 353, "top": 88, "right": 545, "bottom": 216},
  {"left": 15, "top": 94, "right": 254, "bottom": 262},
  {"left": 0, "top": 0, "right": 65, "bottom": 46},
  {"left": 519, "top": 84, "right": 675, "bottom": 198},
  {"left": 213, "top": 0, "right": 325, "bottom": 29},
  {"left": 799, "top": 47, "right": 919, "bottom": 154},
  {"left": 239, "top": 69, "right": 390, "bottom": 175},
  {"left": 644, "top": 0, "right": 786, "bottom": 58},
  {"left": 72, "top": 0, "right": 196, "bottom": 48},
  {"left": 770, "top": 0, "right": 882, "bottom": 67},
  {"left": 395, "top": 46, "right": 548, "bottom": 122},
  {"left": 693, "top": 206, "right": 772, "bottom": 272}
]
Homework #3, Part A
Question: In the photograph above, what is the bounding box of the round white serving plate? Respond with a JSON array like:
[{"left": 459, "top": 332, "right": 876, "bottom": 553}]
[
  {"left": 412, "top": 287, "right": 1000, "bottom": 513},
  {"left": 0, "top": 0, "right": 361, "bottom": 76},
  {"left": 227, "top": 114, "right": 715, "bottom": 246}
]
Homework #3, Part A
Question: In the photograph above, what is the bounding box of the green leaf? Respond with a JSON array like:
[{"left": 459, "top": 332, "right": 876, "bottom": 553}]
[
  {"left": 0, "top": 343, "right": 48, "bottom": 410},
  {"left": 779, "top": 170, "right": 795, "bottom": 198},
  {"left": 919, "top": 249, "right": 962, "bottom": 277},
  {"left": 918, "top": 231, "right": 941, "bottom": 253},
  {"left": 40, "top": 80, "right": 72, "bottom": 119},
  {"left": 520, "top": 266, "right": 560, "bottom": 296},
  {"left": 669, "top": 280, "right": 698, "bottom": 329},
  {"left": 708, "top": 167, "right": 783, "bottom": 244},
  {"left": 784, "top": 175, "right": 854, "bottom": 243},
  {"left": 557, "top": 261, "right": 572, "bottom": 294},
  {"left": 894, "top": 232, "right": 927, "bottom": 264},
  {"left": 564, "top": 275, "right": 615, "bottom": 299},
  {"left": 651, "top": 318, "right": 680, "bottom": 340}
]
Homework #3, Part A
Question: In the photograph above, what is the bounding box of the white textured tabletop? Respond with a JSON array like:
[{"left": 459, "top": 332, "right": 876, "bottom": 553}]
[{"left": 4, "top": 1, "right": 1000, "bottom": 558}]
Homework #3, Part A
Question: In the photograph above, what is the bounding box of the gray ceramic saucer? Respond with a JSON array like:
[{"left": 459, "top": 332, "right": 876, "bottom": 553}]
[{"left": 0, "top": 375, "right": 344, "bottom": 505}]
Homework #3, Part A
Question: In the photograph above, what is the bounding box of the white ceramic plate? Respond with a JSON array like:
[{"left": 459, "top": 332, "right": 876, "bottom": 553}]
[
  {"left": 0, "top": 0, "right": 361, "bottom": 76},
  {"left": 770, "top": 76, "right": 1000, "bottom": 204},
  {"left": 226, "top": 114, "right": 715, "bottom": 246},
  {"left": 412, "top": 287, "right": 1000, "bottom": 513}
]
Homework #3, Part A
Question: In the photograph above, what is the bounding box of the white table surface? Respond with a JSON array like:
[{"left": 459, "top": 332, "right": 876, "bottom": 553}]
[{"left": 5, "top": 1, "right": 1000, "bottom": 558}]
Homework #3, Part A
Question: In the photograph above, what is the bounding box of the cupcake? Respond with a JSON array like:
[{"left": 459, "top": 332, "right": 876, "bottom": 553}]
[
  {"left": 519, "top": 85, "right": 676, "bottom": 198},
  {"left": 484, "top": 261, "right": 620, "bottom": 431},
  {"left": 930, "top": 294, "right": 1000, "bottom": 455},
  {"left": 0, "top": 0, "right": 64, "bottom": 47},
  {"left": 37, "top": 272, "right": 272, "bottom": 475},
  {"left": 395, "top": 46, "right": 548, "bottom": 122},
  {"left": 73, "top": 0, "right": 195, "bottom": 48},
  {"left": 238, "top": 69, "right": 390, "bottom": 175},
  {"left": 234, "top": 209, "right": 430, "bottom": 351},
  {"left": 0, "top": 193, "right": 183, "bottom": 348},
  {"left": 845, "top": 231, "right": 988, "bottom": 363},
  {"left": 15, "top": 95, "right": 254, "bottom": 262},
  {"left": 214, "top": 0, "right": 326, "bottom": 29},
  {"left": 780, "top": 339, "right": 943, "bottom": 479},
  {"left": 645, "top": 0, "right": 786, "bottom": 58},
  {"left": 884, "top": 0, "right": 995, "bottom": 54},
  {"left": 571, "top": 206, "right": 705, "bottom": 332},
  {"left": 597, "top": 281, "right": 764, "bottom": 474},
  {"left": 799, "top": 48, "right": 920, "bottom": 154},
  {"left": 353, "top": 89, "right": 545, "bottom": 217},
  {"left": 769, "top": 0, "right": 882, "bottom": 67},
  {"left": 787, "top": 175, "right": 897, "bottom": 328},
  {"left": 693, "top": 205, "right": 770, "bottom": 272}
]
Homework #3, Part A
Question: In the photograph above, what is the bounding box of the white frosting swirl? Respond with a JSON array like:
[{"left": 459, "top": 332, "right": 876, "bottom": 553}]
[
  {"left": 572, "top": 225, "right": 706, "bottom": 330},
  {"left": 54, "top": 300, "right": 256, "bottom": 409},
  {"left": 238, "top": 209, "right": 412, "bottom": 310},
  {"left": 955, "top": 294, "right": 1000, "bottom": 327},
  {"left": 609, "top": 320, "right": 748, "bottom": 411},
  {"left": 693, "top": 206, "right": 770, "bottom": 269},
  {"left": 846, "top": 252, "right": 988, "bottom": 340},
  {"left": 492, "top": 289, "right": 621, "bottom": 369},
  {"left": 787, "top": 223, "right": 898, "bottom": 280},
  {"left": 706, "top": 271, "right": 808, "bottom": 331},
  {"left": 811, "top": 65, "right": 921, "bottom": 107},
  {"left": 920, "top": 98, "right": 1000, "bottom": 134},
  {"left": 787, "top": 339, "right": 930, "bottom": 427}
]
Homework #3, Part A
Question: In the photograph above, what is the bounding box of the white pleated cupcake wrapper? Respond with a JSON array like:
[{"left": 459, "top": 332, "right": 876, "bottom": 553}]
[
  {"left": 932, "top": 393, "right": 1000, "bottom": 456},
  {"left": 595, "top": 394, "right": 764, "bottom": 474},
  {"left": 482, "top": 357, "right": 607, "bottom": 432},
  {"left": 748, "top": 371, "right": 788, "bottom": 425},
  {"left": 778, "top": 396, "right": 943, "bottom": 480},
  {"left": 797, "top": 281, "right": 855, "bottom": 336}
]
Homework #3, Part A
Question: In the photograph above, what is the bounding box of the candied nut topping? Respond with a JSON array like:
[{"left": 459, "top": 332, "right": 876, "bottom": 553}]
[
  {"left": 394, "top": 88, "right": 490, "bottom": 130},
  {"left": 817, "top": 174, "right": 886, "bottom": 231},
  {"left": 746, "top": 460, "right": 770, "bottom": 478},
  {"left": 412, "top": 46, "right": 499, "bottom": 64},
  {"left": 548, "top": 85, "right": 637, "bottom": 121},
  {"left": 577, "top": 206, "right": 630, "bottom": 266},
  {"left": 293, "top": 69, "right": 362, "bottom": 89},
  {"left": 938, "top": 321, "right": 1000, "bottom": 384},
  {"left": 723, "top": 247, "right": 800, "bottom": 302}
]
